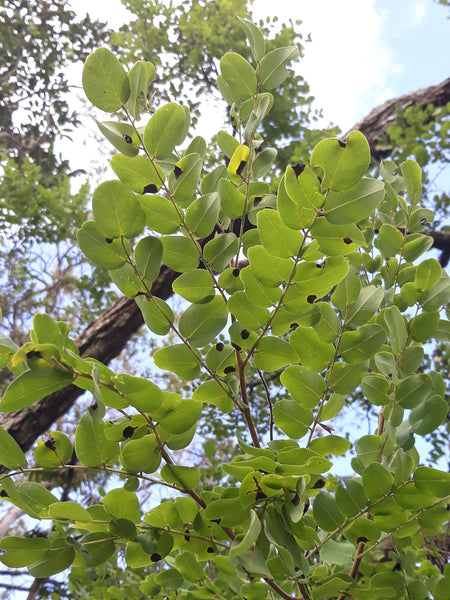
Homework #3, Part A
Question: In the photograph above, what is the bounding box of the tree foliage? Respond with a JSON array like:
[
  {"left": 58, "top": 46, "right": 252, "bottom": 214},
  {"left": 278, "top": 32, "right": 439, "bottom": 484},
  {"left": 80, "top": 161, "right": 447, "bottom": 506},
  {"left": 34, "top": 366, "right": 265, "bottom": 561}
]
[{"left": 0, "top": 17, "right": 449, "bottom": 600}]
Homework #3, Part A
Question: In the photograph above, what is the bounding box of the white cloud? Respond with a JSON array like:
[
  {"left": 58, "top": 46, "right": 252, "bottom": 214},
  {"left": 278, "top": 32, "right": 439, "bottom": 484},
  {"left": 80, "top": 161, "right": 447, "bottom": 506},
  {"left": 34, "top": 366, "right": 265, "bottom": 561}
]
[
  {"left": 252, "top": 0, "right": 401, "bottom": 130},
  {"left": 405, "top": 1, "right": 427, "bottom": 30}
]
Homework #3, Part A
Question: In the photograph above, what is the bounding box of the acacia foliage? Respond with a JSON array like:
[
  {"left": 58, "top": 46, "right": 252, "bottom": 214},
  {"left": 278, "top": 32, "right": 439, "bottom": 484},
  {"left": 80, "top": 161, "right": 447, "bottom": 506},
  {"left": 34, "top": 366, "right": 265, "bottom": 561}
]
[{"left": 0, "top": 20, "right": 450, "bottom": 600}]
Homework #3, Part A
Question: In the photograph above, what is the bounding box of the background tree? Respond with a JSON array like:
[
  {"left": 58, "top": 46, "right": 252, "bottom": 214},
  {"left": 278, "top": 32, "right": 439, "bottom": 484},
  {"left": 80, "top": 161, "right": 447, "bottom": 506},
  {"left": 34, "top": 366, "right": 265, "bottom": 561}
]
[{"left": 0, "top": 1, "right": 449, "bottom": 598}]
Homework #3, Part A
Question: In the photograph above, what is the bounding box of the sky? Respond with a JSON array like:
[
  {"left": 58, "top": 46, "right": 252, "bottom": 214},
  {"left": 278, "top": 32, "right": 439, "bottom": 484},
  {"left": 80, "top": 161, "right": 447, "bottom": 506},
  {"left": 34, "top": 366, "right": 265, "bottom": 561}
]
[{"left": 71, "top": 0, "right": 450, "bottom": 132}]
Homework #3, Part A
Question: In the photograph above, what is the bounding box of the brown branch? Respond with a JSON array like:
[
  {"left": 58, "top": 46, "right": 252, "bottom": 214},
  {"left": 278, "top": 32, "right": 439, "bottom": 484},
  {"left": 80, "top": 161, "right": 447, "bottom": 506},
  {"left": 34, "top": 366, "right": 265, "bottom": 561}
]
[{"left": 346, "top": 77, "right": 450, "bottom": 160}]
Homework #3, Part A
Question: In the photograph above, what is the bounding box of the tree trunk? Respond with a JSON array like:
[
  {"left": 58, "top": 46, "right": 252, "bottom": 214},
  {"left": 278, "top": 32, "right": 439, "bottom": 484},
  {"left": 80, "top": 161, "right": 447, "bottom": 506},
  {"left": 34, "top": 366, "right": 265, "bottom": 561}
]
[{"left": 1, "top": 79, "right": 450, "bottom": 462}]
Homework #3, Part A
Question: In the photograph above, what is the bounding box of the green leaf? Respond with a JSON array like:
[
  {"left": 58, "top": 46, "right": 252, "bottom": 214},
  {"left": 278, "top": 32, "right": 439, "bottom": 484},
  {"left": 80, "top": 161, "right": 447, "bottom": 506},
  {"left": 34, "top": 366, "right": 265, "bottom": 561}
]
[
  {"left": 144, "top": 102, "right": 188, "bottom": 159},
  {"left": 238, "top": 18, "right": 266, "bottom": 61},
  {"left": 169, "top": 153, "right": 203, "bottom": 208},
  {"left": 218, "top": 178, "right": 246, "bottom": 219},
  {"left": 203, "top": 232, "right": 239, "bottom": 271},
  {"left": 114, "top": 374, "right": 163, "bottom": 413},
  {"left": 329, "top": 361, "right": 368, "bottom": 394},
  {"left": 324, "top": 178, "right": 384, "bottom": 224},
  {"left": 49, "top": 501, "right": 92, "bottom": 522},
  {"left": 259, "top": 46, "right": 299, "bottom": 89},
  {"left": 375, "top": 224, "right": 404, "bottom": 257},
  {"left": 82, "top": 48, "right": 130, "bottom": 112},
  {"left": 293, "top": 256, "right": 349, "bottom": 298},
  {"left": 172, "top": 270, "right": 215, "bottom": 304},
  {"left": 191, "top": 380, "right": 234, "bottom": 412},
  {"left": 135, "top": 236, "right": 163, "bottom": 283},
  {"left": 254, "top": 336, "right": 298, "bottom": 371},
  {"left": 414, "top": 258, "right": 442, "bottom": 292},
  {"left": 161, "top": 465, "right": 200, "bottom": 490},
  {"left": 178, "top": 296, "right": 228, "bottom": 347},
  {"left": 310, "top": 435, "right": 351, "bottom": 457},
  {"left": 33, "top": 431, "right": 73, "bottom": 468},
  {"left": 28, "top": 537, "right": 75, "bottom": 578},
  {"left": 383, "top": 305, "right": 407, "bottom": 355},
  {"left": 321, "top": 393, "right": 345, "bottom": 421},
  {"left": 277, "top": 174, "right": 316, "bottom": 229},
  {"left": 0, "top": 537, "right": 49, "bottom": 568},
  {"left": 409, "top": 394, "right": 447, "bottom": 435},
  {"left": 285, "top": 164, "right": 324, "bottom": 210},
  {"left": 102, "top": 488, "right": 141, "bottom": 523},
  {"left": 320, "top": 539, "right": 354, "bottom": 565},
  {"left": 401, "top": 159, "right": 422, "bottom": 207},
  {"left": 219, "top": 52, "right": 257, "bottom": 103},
  {"left": 257, "top": 209, "right": 303, "bottom": 258},
  {"left": 410, "top": 310, "right": 440, "bottom": 342},
  {"left": 160, "top": 235, "right": 200, "bottom": 272},
  {"left": 335, "top": 479, "right": 367, "bottom": 517},
  {"left": 92, "top": 180, "right": 146, "bottom": 239},
  {"left": 313, "top": 493, "right": 345, "bottom": 531},
  {"left": 185, "top": 192, "right": 220, "bottom": 237},
  {"left": 0, "top": 426, "right": 28, "bottom": 469},
  {"left": 228, "top": 291, "right": 270, "bottom": 330},
  {"left": 216, "top": 130, "right": 240, "bottom": 159},
  {"left": 331, "top": 266, "right": 361, "bottom": 311},
  {"left": 310, "top": 219, "right": 367, "bottom": 255},
  {"left": 346, "top": 285, "right": 384, "bottom": 326},
  {"left": 354, "top": 435, "right": 382, "bottom": 467},
  {"left": 81, "top": 532, "right": 116, "bottom": 566},
  {"left": 153, "top": 344, "right": 200, "bottom": 380},
  {"left": 120, "top": 435, "right": 161, "bottom": 474},
  {"left": 96, "top": 120, "right": 140, "bottom": 157},
  {"left": 280, "top": 365, "right": 326, "bottom": 409},
  {"left": 160, "top": 398, "right": 202, "bottom": 434},
  {"left": 240, "top": 266, "right": 282, "bottom": 307},
  {"left": 362, "top": 463, "right": 394, "bottom": 500},
  {"left": 109, "top": 262, "right": 145, "bottom": 297},
  {"left": 402, "top": 233, "right": 433, "bottom": 262},
  {"left": 75, "top": 411, "right": 118, "bottom": 467},
  {"left": 248, "top": 245, "right": 293, "bottom": 287},
  {"left": 126, "top": 60, "right": 155, "bottom": 119},
  {"left": 340, "top": 324, "right": 386, "bottom": 363},
  {"left": 311, "top": 131, "right": 370, "bottom": 192},
  {"left": 414, "top": 466, "right": 450, "bottom": 498},
  {"left": 290, "top": 327, "right": 335, "bottom": 371},
  {"left": 138, "top": 194, "right": 181, "bottom": 234},
  {"left": 421, "top": 276, "right": 450, "bottom": 311},
  {"left": 111, "top": 154, "right": 164, "bottom": 194},
  {"left": 77, "top": 220, "right": 129, "bottom": 269},
  {"left": 136, "top": 295, "right": 174, "bottom": 336},
  {"left": 361, "top": 374, "right": 390, "bottom": 406},
  {"left": 396, "top": 374, "right": 432, "bottom": 409},
  {"left": 230, "top": 509, "right": 261, "bottom": 556},
  {"left": 273, "top": 399, "right": 313, "bottom": 439},
  {"left": 0, "top": 369, "right": 74, "bottom": 412}
]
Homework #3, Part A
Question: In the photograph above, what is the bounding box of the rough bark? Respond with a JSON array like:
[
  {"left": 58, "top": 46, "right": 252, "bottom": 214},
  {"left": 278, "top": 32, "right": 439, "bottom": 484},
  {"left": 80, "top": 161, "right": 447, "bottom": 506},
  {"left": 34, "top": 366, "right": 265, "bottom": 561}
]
[
  {"left": 345, "top": 77, "right": 450, "bottom": 159},
  {"left": 1, "top": 79, "right": 450, "bottom": 461}
]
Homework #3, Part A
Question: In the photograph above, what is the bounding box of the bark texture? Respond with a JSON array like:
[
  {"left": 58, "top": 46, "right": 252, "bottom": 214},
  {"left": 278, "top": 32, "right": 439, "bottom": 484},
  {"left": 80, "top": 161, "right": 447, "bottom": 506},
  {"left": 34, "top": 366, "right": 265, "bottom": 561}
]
[
  {"left": 345, "top": 77, "right": 450, "bottom": 159},
  {"left": 1, "top": 79, "right": 450, "bottom": 461}
]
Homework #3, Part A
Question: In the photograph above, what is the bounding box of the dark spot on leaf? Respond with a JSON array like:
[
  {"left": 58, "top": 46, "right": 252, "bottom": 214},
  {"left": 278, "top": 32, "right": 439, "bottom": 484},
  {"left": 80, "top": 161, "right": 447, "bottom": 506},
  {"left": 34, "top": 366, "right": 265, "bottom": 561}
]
[
  {"left": 224, "top": 155, "right": 230, "bottom": 167},
  {"left": 207, "top": 546, "right": 215, "bottom": 553},
  {"left": 393, "top": 562, "right": 401, "bottom": 571},
  {"left": 231, "top": 343, "right": 241, "bottom": 351},
  {"left": 150, "top": 553, "right": 161, "bottom": 562},
  {"left": 292, "top": 163, "right": 306, "bottom": 177},
  {"left": 290, "top": 323, "right": 298, "bottom": 330},
  {"left": 255, "top": 490, "right": 267, "bottom": 500},
  {"left": 240, "top": 329, "right": 250, "bottom": 340},
  {"left": 338, "top": 139, "right": 346, "bottom": 148},
  {"left": 44, "top": 437, "right": 56, "bottom": 451},
  {"left": 91, "top": 403, "right": 98, "bottom": 412},
  {"left": 232, "top": 268, "right": 240, "bottom": 277},
  {"left": 312, "top": 478, "right": 325, "bottom": 489},
  {"left": 224, "top": 366, "right": 236, "bottom": 374},
  {"left": 122, "top": 426, "right": 135, "bottom": 439},
  {"left": 174, "top": 165, "right": 182, "bottom": 179},
  {"left": 216, "top": 342, "right": 224, "bottom": 352},
  {"left": 303, "top": 501, "right": 310, "bottom": 515},
  {"left": 0, "top": 490, "right": 9, "bottom": 497},
  {"left": 292, "top": 494, "right": 300, "bottom": 506},
  {"left": 236, "top": 160, "right": 246, "bottom": 176},
  {"left": 211, "top": 518, "right": 221, "bottom": 525},
  {"left": 307, "top": 295, "right": 316, "bottom": 304},
  {"left": 255, "top": 146, "right": 264, "bottom": 155},
  {"left": 105, "top": 238, "right": 113, "bottom": 244},
  {"left": 184, "top": 529, "right": 190, "bottom": 542},
  {"left": 343, "top": 238, "right": 352, "bottom": 245},
  {"left": 26, "top": 350, "right": 43, "bottom": 360},
  {"left": 122, "top": 134, "right": 133, "bottom": 144},
  {"left": 357, "top": 536, "right": 368, "bottom": 544},
  {"left": 316, "top": 262, "right": 325, "bottom": 269},
  {"left": 254, "top": 196, "right": 262, "bottom": 204},
  {"left": 143, "top": 184, "right": 158, "bottom": 194}
]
